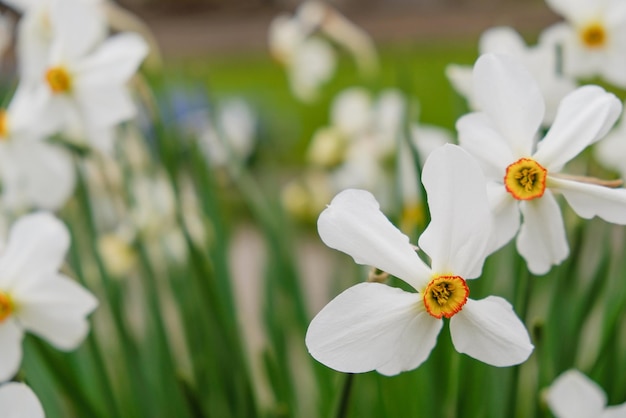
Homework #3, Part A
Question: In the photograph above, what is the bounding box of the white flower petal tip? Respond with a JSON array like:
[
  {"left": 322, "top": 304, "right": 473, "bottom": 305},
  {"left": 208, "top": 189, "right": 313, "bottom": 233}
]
[
  {"left": 317, "top": 189, "right": 431, "bottom": 290},
  {"left": 0, "top": 382, "right": 45, "bottom": 418},
  {"left": 305, "top": 282, "right": 442, "bottom": 376},
  {"left": 450, "top": 296, "right": 533, "bottom": 367},
  {"left": 547, "top": 370, "right": 607, "bottom": 418}
]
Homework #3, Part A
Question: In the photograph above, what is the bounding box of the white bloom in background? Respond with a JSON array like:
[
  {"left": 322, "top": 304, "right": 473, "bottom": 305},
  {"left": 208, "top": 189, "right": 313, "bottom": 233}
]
[
  {"left": 0, "top": 382, "right": 45, "bottom": 418},
  {"left": 458, "top": 53, "right": 625, "bottom": 275},
  {"left": 446, "top": 26, "right": 576, "bottom": 124},
  {"left": 306, "top": 145, "right": 533, "bottom": 375},
  {"left": 18, "top": 0, "right": 148, "bottom": 153},
  {"left": 595, "top": 102, "right": 626, "bottom": 179},
  {"left": 0, "top": 86, "right": 75, "bottom": 211},
  {"left": 0, "top": 212, "right": 98, "bottom": 382},
  {"left": 544, "top": 0, "right": 626, "bottom": 87},
  {"left": 547, "top": 370, "right": 626, "bottom": 418},
  {"left": 268, "top": 1, "right": 377, "bottom": 102}
]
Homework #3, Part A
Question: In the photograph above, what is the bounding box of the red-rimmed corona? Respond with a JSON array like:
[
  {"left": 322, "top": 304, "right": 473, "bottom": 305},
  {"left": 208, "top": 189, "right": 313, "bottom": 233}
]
[
  {"left": 423, "top": 275, "right": 469, "bottom": 319},
  {"left": 504, "top": 157, "right": 547, "bottom": 200}
]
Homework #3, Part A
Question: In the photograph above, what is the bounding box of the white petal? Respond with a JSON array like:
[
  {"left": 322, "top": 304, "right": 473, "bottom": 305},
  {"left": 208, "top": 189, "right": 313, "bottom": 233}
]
[
  {"left": 0, "top": 382, "right": 45, "bottom": 418},
  {"left": 0, "top": 319, "right": 24, "bottom": 382},
  {"left": 479, "top": 26, "right": 527, "bottom": 56},
  {"left": 418, "top": 144, "right": 493, "bottom": 278},
  {"left": 0, "top": 213, "right": 69, "bottom": 290},
  {"left": 73, "top": 32, "right": 148, "bottom": 85},
  {"left": 603, "top": 402, "right": 626, "bottom": 418},
  {"left": 517, "top": 191, "right": 569, "bottom": 275},
  {"left": 449, "top": 296, "right": 533, "bottom": 367},
  {"left": 548, "top": 176, "right": 626, "bottom": 224},
  {"left": 74, "top": 84, "right": 136, "bottom": 129},
  {"left": 547, "top": 370, "right": 607, "bottom": 418},
  {"left": 486, "top": 182, "right": 520, "bottom": 254},
  {"left": 472, "top": 53, "right": 543, "bottom": 157},
  {"left": 330, "top": 87, "right": 372, "bottom": 137},
  {"left": 534, "top": 86, "right": 622, "bottom": 171},
  {"left": 50, "top": 0, "right": 106, "bottom": 60},
  {"left": 305, "top": 282, "right": 442, "bottom": 376},
  {"left": 545, "top": 0, "right": 607, "bottom": 24},
  {"left": 457, "top": 112, "right": 515, "bottom": 180},
  {"left": 317, "top": 189, "right": 431, "bottom": 290},
  {"left": 16, "top": 273, "right": 98, "bottom": 350}
]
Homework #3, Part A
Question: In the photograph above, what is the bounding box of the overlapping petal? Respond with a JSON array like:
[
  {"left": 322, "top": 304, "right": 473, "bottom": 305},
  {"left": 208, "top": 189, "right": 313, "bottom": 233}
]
[
  {"left": 0, "top": 382, "right": 45, "bottom": 418},
  {"left": 449, "top": 296, "right": 533, "bottom": 367},
  {"left": 516, "top": 191, "right": 569, "bottom": 275},
  {"left": 548, "top": 176, "right": 626, "bottom": 224},
  {"left": 318, "top": 189, "right": 431, "bottom": 290},
  {"left": 472, "top": 53, "right": 543, "bottom": 157},
  {"left": 534, "top": 86, "right": 622, "bottom": 171},
  {"left": 0, "top": 319, "right": 24, "bottom": 382},
  {"left": 418, "top": 144, "right": 493, "bottom": 279},
  {"left": 305, "top": 282, "right": 442, "bottom": 376},
  {"left": 547, "top": 370, "right": 607, "bottom": 418},
  {"left": 485, "top": 182, "right": 520, "bottom": 253}
]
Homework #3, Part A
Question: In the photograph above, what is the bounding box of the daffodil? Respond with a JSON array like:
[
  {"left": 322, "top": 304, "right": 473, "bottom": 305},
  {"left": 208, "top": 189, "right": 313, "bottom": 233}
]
[
  {"left": 457, "top": 53, "right": 626, "bottom": 275},
  {"left": 0, "top": 383, "right": 45, "bottom": 418},
  {"left": 0, "top": 212, "right": 98, "bottom": 382},
  {"left": 546, "top": 370, "right": 626, "bottom": 418},
  {"left": 305, "top": 145, "right": 533, "bottom": 375},
  {"left": 544, "top": 0, "right": 626, "bottom": 87}
]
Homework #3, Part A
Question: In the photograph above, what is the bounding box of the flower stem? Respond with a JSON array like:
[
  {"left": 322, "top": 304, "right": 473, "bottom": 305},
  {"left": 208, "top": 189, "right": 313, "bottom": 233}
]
[{"left": 335, "top": 373, "right": 355, "bottom": 418}]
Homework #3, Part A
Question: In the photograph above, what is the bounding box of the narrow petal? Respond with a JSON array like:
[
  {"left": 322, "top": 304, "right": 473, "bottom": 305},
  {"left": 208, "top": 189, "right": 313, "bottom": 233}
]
[
  {"left": 73, "top": 33, "right": 148, "bottom": 85},
  {"left": 449, "top": 296, "right": 533, "bottom": 367},
  {"left": 305, "top": 282, "right": 442, "bottom": 376},
  {"left": 486, "top": 182, "right": 520, "bottom": 254},
  {"left": 547, "top": 370, "right": 607, "bottom": 418},
  {"left": 472, "top": 53, "right": 544, "bottom": 157},
  {"left": 318, "top": 189, "right": 431, "bottom": 290},
  {"left": 457, "top": 112, "right": 515, "bottom": 180},
  {"left": 517, "top": 191, "right": 569, "bottom": 275},
  {"left": 0, "top": 319, "right": 24, "bottom": 382},
  {"left": 549, "top": 176, "right": 626, "bottom": 224},
  {"left": 534, "top": 86, "right": 622, "bottom": 171},
  {"left": 418, "top": 144, "right": 493, "bottom": 279},
  {"left": 0, "top": 383, "right": 45, "bottom": 418},
  {"left": 15, "top": 274, "right": 98, "bottom": 351},
  {"left": 0, "top": 213, "right": 69, "bottom": 290}
]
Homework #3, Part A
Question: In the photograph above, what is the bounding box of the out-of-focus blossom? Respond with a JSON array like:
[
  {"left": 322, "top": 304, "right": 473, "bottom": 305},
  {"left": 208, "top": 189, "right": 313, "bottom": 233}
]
[
  {"left": 0, "top": 212, "right": 98, "bottom": 382},
  {"left": 269, "top": 1, "right": 377, "bottom": 102},
  {"left": 15, "top": 0, "right": 148, "bottom": 153},
  {"left": 0, "top": 86, "right": 75, "bottom": 211},
  {"left": 595, "top": 102, "right": 626, "bottom": 179},
  {"left": 306, "top": 145, "right": 533, "bottom": 375},
  {"left": 457, "top": 53, "right": 625, "bottom": 275},
  {"left": 281, "top": 170, "right": 334, "bottom": 222},
  {"left": 0, "top": 382, "right": 45, "bottom": 418},
  {"left": 546, "top": 369, "right": 626, "bottom": 418},
  {"left": 97, "top": 227, "right": 137, "bottom": 278},
  {"left": 446, "top": 26, "right": 576, "bottom": 125},
  {"left": 544, "top": 0, "right": 626, "bottom": 87}
]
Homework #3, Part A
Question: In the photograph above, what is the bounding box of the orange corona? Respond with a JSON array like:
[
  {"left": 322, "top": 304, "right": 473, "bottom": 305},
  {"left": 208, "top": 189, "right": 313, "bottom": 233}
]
[
  {"left": 580, "top": 23, "right": 606, "bottom": 49},
  {"left": 46, "top": 66, "right": 72, "bottom": 94},
  {"left": 423, "top": 275, "right": 469, "bottom": 319},
  {"left": 0, "top": 292, "right": 13, "bottom": 323}
]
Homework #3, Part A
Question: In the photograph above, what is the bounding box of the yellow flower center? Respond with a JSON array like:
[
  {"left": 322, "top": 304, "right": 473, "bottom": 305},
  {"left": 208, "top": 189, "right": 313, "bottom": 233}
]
[
  {"left": 504, "top": 157, "right": 547, "bottom": 200},
  {"left": 0, "top": 109, "right": 8, "bottom": 139},
  {"left": 46, "top": 66, "right": 73, "bottom": 94},
  {"left": 580, "top": 22, "right": 607, "bottom": 49},
  {"left": 423, "top": 275, "right": 469, "bottom": 319},
  {"left": 0, "top": 292, "right": 14, "bottom": 323}
]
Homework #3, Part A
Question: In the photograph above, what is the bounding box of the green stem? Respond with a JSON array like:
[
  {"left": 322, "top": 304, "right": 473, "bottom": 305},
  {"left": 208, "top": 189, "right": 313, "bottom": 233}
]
[{"left": 335, "top": 373, "right": 355, "bottom": 418}]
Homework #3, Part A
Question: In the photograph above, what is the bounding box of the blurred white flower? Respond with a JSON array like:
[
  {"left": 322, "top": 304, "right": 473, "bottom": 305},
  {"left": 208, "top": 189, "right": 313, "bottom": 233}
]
[
  {"left": 306, "top": 145, "right": 533, "bottom": 375},
  {"left": 0, "top": 212, "right": 98, "bottom": 382},
  {"left": 446, "top": 26, "right": 576, "bottom": 125},
  {"left": 0, "top": 86, "right": 75, "bottom": 211},
  {"left": 544, "top": 0, "right": 626, "bottom": 87},
  {"left": 0, "top": 382, "right": 45, "bottom": 418},
  {"left": 17, "top": 0, "right": 148, "bottom": 153},
  {"left": 458, "top": 53, "right": 625, "bottom": 275},
  {"left": 269, "top": 1, "right": 377, "bottom": 102},
  {"left": 547, "top": 369, "right": 626, "bottom": 418}
]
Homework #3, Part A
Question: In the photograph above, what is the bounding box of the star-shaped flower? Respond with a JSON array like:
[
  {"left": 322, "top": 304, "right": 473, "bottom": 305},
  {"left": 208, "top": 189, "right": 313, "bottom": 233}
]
[
  {"left": 305, "top": 144, "right": 533, "bottom": 376},
  {"left": 0, "top": 212, "right": 98, "bottom": 382},
  {"left": 457, "top": 53, "right": 626, "bottom": 275}
]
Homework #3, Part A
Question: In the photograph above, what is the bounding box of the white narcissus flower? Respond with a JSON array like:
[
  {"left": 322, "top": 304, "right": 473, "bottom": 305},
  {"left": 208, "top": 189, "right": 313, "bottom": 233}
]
[
  {"left": 0, "top": 382, "right": 45, "bottom": 418},
  {"left": 0, "top": 86, "right": 75, "bottom": 211},
  {"left": 457, "top": 53, "right": 626, "bottom": 275},
  {"left": 20, "top": 0, "right": 148, "bottom": 153},
  {"left": 544, "top": 0, "right": 626, "bottom": 87},
  {"left": 305, "top": 144, "right": 533, "bottom": 376},
  {"left": 446, "top": 26, "right": 576, "bottom": 124},
  {"left": 547, "top": 370, "right": 626, "bottom": 418},
  {"left": 0, "top": 212, "right": 98, "bottom": 382}
]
